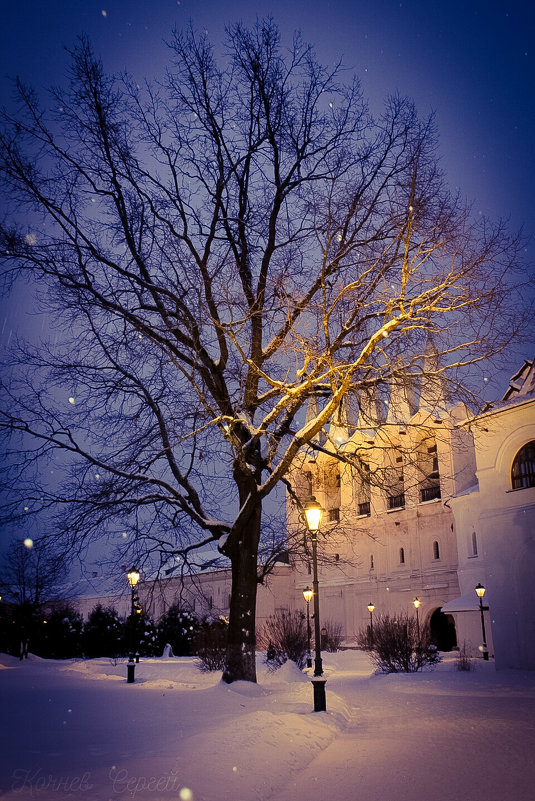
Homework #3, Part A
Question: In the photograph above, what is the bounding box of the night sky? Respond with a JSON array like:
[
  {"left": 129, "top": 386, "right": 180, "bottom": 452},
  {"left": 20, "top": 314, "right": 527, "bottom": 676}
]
[{"left": 1, "top": 0, "right": 534, "bottom": 382}]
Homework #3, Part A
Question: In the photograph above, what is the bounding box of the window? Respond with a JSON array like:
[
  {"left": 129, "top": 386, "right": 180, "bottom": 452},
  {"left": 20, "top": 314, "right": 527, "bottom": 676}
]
[
  {"left": 370, "top": 554, "right": 375, "bottom": 570},
  {"left": 420, "top": 485, "right": 441, "bottom": 502},
  {"left": 355, "top": 461, "right": 371, "bottom": 516},
  {"left": 399, "top": 547, "right": 405, "bottom": 564},
  {"left": 428, "top": 444, "right": 439, "bottom": 477},
  {"left": 511, "top": 441, "right": 535, "bottom": 489},
  {"left": 433, "top": 540, "right": 440, "bottom": 560},
  {"left": 388, "top": 492, "right": 405, "bottom": 510},
  {"left": 386, "top": 449, "right": 405, "bottom": 509},
  {"left": 329, "top": 507, "right": 340, "bottom": 522},
  {"left": 471, "top": 531, "right": 478, "bottom": 557},
  {"left": 419, "top": 439, "right": 441, "bottom": 502}
]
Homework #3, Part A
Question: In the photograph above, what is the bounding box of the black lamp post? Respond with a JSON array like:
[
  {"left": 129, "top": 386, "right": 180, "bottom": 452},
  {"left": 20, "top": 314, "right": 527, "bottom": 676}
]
[
  {"left": 475, "top": 583, "right": 489, "bottom": 660},
  {"left": 303, "top": 497, "right": 326, "bottom": 712},
  {"left": 126, "top": 567, "right": 140, "bottom": 681},
  {"left": 367, "top": 602, "right": 375, "bottom": 644},
  {"left": 413, "top": 597, "right": 421, "bottom": 641},
  {"left": 303, "top": 587, "right": 313, "bottom": 668}
]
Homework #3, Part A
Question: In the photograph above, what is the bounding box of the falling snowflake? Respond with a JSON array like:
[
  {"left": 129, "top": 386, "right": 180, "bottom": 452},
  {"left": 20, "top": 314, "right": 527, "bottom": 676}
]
[
  {"left": 68, "top": 397, "right": 76, "bottom": 405},
  {"left": 23, "top": 538, "right": 33, "bottom": 549},
  {"left": 101, "top": 9, "right": 107, "bottom": 17},
  {"left": 25, "top": 233, "right": 36, "bottom": 246}
]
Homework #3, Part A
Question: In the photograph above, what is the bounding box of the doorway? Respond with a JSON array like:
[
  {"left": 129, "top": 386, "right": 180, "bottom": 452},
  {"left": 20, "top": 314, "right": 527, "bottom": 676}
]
[{"left": 430, "top": 608, "right": 457, "bottom": 651}]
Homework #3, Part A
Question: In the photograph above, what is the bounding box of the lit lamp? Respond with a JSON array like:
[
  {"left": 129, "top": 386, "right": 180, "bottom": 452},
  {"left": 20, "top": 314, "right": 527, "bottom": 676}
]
[
  {"left": 475, "top": 583, "right": 489, "bottom": 660},
  {"left": 303, "top": 587, "right": 313, "bottom": 668},
  {"left": 126, "top": 567, "right": 140, "bottom": 681},
  {"left": 413, "top": 597, "right": 421, "bottom": 640},
  {"left": 303, "top": 497, "right": 326, "bottom": 712},
  {"left": 367, "top": 602, "right": 375, "bottom": 643}
]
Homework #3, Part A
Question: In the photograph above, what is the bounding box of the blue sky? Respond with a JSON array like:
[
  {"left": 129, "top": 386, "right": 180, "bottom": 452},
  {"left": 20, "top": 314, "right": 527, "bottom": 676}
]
[{"left": 1, "top": 0, "right": 534, "bottom": 372}]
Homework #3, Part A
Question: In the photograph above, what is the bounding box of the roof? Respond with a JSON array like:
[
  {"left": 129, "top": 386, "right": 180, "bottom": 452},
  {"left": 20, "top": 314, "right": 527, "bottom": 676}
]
[{"left": 442, "top": 591, "right": 489, "bottom": 613}]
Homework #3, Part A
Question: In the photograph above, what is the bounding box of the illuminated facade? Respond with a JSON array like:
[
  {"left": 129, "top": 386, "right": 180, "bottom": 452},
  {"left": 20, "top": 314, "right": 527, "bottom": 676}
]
[
  {"left": 445, "top": 358, "right": 535, "bottom": 668},
  {"left": 286, "top": 360, "right": 477, "bottom": 652}
]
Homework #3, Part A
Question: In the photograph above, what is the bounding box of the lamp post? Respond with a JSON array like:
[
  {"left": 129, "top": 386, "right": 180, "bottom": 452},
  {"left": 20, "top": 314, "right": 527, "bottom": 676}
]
[
  {"left": 367, "top": 602, "right": 375, "bottom": 644},
  {"left": 303, "top": 497, "right": 326, "bottom": 712},
  {"left": 303, "top": 587, "right": 313, "bottom": 668},
  {"left": 475, "top": 583, "right": 489, "bottom": 660},
  {"left": 413, "top": 597, "right": 421, "bottom": 640},
  {"left": 126, "top": 567, "right": 140, "bottom": 681}
]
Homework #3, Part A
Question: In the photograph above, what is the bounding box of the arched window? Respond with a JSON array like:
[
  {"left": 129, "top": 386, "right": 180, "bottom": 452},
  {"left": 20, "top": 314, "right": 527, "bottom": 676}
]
[
  {"left": 511, "top": 441, "right": 535, "bottom": 489},
  {"left": 399, "top": 547, "right": 405, "bottom": 564},
  {"left": 433, "top": 540, "right": 440, "bottom": 560}
]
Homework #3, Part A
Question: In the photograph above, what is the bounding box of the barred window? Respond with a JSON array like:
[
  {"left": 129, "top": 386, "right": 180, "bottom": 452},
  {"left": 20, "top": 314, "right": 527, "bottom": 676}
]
[{"left": 511, "top": 441, "right": 535, "bottom": 490}]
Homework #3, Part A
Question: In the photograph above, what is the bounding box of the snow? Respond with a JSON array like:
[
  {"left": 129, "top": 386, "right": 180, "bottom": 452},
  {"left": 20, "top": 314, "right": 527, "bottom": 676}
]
[{"left": 1, "top": 651, "right": 534, "bottom": 800}]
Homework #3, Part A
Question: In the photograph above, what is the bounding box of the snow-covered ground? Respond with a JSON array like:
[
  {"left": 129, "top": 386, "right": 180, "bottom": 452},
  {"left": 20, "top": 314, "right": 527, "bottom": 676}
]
[{"left": 1, "top": 650, "right": 534, "bottom": 801}]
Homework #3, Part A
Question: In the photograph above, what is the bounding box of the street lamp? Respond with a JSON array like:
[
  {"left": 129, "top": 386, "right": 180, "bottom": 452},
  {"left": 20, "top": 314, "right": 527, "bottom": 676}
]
[
  {"left": 303, "top": 497, "right": 326, "bottom": 712},
  {"left": 475, "top": 583, "right": 489, "bottom": 660},
  {"left": 303, "top": 587, "right": 313, "bottom": 668},
  {"left": 413, "top": 597, "right": 421, "bottom": 640},
  {"left": 367, "top": 602, "right": 375, "bottom": 644},
  {"left": 126, "top": 567, "right": 140, "bottom": 681}
]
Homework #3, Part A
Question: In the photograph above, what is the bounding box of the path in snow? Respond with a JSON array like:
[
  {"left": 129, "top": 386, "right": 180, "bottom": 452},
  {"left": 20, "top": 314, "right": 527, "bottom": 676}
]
[{"left": 267, "top": 665, "right": 535, "bottom": 801}]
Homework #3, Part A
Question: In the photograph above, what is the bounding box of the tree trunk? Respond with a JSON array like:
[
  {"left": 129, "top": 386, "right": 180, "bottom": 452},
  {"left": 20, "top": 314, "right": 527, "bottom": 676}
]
[{"left": 222, "top": 502, "right": 261, "bottom": 683}]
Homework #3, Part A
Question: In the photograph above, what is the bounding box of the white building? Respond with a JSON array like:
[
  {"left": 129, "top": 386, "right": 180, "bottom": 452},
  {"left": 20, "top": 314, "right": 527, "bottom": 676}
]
[
  {"left": 445, "top": 358, "right": 535, "bottom": 669},
  {"left": 286, "top": 353, "right": 478, "bottom": 652}
]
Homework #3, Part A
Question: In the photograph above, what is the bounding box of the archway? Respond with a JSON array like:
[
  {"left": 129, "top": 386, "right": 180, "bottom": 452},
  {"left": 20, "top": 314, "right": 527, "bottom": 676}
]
[{"left": 429, "top": 608, "right": 457, "bottom": 651}]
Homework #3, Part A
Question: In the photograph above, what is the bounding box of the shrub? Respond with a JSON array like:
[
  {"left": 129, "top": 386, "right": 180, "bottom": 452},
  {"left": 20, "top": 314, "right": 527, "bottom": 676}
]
[
  {"left": 32, "top": 603, "right": 84, "bottom": 658},
  {"left": 357, "top": 613, "right": 440, "bottom": 673},
  {"left": 157, "top": 604, "right": 198, "bottom": 656},
  {"left": 455, "top": 641, "right": 474, "bottom": 672},
  {"left": 132, "top": 611, "right": 159, "bottom": 656},
  {"left": 321, "top": 619, "right": 343, "bottom": 652},
  {"left": 83, "top": 605, "right": 126, "bottom": 658},
  {"left": 259, "top": 609, "right": 308, "bottom": 669},
  {"left": 193, "top": 617, "right": 228, "bottom": 672}
]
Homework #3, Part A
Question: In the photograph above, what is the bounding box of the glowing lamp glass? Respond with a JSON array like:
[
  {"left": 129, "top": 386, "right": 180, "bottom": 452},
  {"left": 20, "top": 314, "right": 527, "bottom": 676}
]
[
  {"left": 303, "top": 587, "right": 314, "bottom": 603},
  {"left": 413, "top": 597, "right": 421, "bottom": 609},
  {"left": 367, "top": 603, "right": 375, "bottom": 613},
  {"left": 303, "top": 498, "right": 324, "bottom": 533},
  {"left": 127, "top": 568, "right": 140, "bottom": 588},
  {"left": 475, "top": 583, "right": 486, "bottom": 599}
]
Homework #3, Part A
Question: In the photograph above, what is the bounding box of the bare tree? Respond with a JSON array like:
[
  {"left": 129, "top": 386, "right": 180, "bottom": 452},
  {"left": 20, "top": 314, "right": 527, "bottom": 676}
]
[
  {"left": 0, "top": 21, "right": 528, "bottom": 681},
  {"left": 0, "top": 540, "right": 68, "bottom": 658}
]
